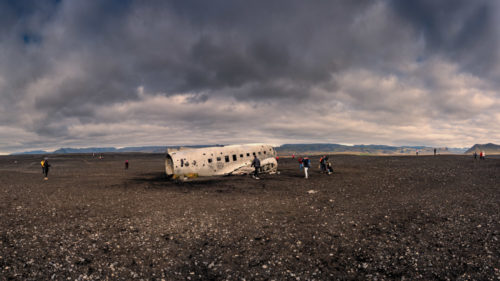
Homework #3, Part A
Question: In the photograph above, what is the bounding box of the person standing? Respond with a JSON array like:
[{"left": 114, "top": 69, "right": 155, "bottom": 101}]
[
  {"left": 251, "top": 155, "right": 261, "bottom": 179},
  {"left": 303, "top": 157, "right": 310, "bottom": 179},
  {"left": 42, "top": 159, "right": 50, "bottom": 180},
  {"left": 321, "top": 156, "right": 328, "bottom": 173},
  {"left": 298, "top": 157, "right": 303, "bottom": 169},
  {"left": 125, "top": 160, "right": 129, "bottom": 170},
  {"left": 434, "top": 148, "right": 437, "bottom": 156},
  {"left": 319, "top": 156, "right": 325, "bottom": 173},
  {"left": 473, "top": 152, "right": 477, "bottom": 160}
]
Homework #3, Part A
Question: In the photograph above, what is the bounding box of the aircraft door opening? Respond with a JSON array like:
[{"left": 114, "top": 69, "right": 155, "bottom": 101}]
[{"left": 165, "top": 155, "right": 174, "bottom": 177}]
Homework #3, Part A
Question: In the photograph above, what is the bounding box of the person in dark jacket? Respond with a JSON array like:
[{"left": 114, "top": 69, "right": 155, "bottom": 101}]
[
  {"left": 320, "top": 156, "right": 329, "bottom": 173},
  {"left": 125, "top": 160, "right": 129, "bottom": 170},
  {"left": 303, "top": 157, "right": 310, "bottom": 179},
  {"left": 326, "top": 161, "right": 333, "bottom": 174},
  {"left": 42, "top": 159, "right": 50, "bottom": 180},
  {"left": 251, "top": 155, "right": 261, "bottom": 179}
]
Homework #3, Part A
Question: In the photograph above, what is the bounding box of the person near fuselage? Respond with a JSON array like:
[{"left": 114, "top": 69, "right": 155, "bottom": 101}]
[{"left": 251, "top": 155, "right": 261, "bottom": 179}]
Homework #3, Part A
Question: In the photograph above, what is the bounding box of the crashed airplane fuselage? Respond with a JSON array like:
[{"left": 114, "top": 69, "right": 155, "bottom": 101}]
[{"left": 165, "top": 144, "right": 278, "bottom": 179}]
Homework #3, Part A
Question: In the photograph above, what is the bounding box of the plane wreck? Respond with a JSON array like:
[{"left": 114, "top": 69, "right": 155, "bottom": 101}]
[{"left": 165, "top": 144, "right": 278, "bottom": 179}]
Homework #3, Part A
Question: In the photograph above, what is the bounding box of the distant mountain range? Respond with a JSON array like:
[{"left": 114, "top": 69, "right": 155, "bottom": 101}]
[
  {"left": 52, "top": 146, "right": 170, "bottom": 154},
  {"left": 12, "top": 146, "right": 167, "bottom": 155},
  {"left": 465, "top": 143, "right": 500, "bottom": 154},
  {"left": 11, "top": 143, "right": 482, "bottom": 155},
  {"left": 275, "top": 144, "right": 468, "bottom": 155},
  {"left": 11, "top": 145, "right": 215, "bottom": 155}
]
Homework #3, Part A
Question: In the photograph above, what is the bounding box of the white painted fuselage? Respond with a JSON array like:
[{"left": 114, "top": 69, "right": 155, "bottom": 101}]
[{"left": 165, "top": 144, "right": 278, "bottom": 179}]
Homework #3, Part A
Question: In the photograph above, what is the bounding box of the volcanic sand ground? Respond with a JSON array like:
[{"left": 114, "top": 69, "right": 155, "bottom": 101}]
[{"left": 0, "top": 154, "right": 499, "bottom": 280}]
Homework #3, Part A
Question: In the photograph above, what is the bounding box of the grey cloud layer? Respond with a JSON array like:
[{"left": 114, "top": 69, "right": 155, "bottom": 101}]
[{"left": 0, "top": 0, "right": 499, "bottom": 153}]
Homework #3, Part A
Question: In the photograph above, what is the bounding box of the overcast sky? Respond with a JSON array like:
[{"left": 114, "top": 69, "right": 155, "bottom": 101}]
[{"left": 1, "top": 0, "right": 499, "bottom": 154}]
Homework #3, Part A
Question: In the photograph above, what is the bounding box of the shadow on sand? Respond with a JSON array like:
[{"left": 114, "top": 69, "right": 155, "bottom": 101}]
[{"left": 128, "top": 172, "right": 236, "bottom": 188}]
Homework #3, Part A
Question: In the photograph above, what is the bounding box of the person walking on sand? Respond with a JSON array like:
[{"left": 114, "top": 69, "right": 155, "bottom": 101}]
[
  {"left": 298, "top": 157, "right": 303, "bottom": 169},
  {"left": 42, "top": 159, "right": 50, "bottom": 180},
  {"left": 125, "top": 160, "right": 129, "bottom": 170},
  {"left": 251, "top": 155, "right": 261, "bottom": 180},
  {"left": 303, "top": 157, "right": 310, "bottom": 179}
]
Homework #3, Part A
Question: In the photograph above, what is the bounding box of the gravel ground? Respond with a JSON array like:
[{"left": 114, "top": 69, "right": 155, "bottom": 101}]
[{"left": 0, "top": 153, "right": 499, "bottom": 280}]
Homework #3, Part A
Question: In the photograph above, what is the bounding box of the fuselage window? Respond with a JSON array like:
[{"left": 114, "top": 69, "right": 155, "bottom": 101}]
[
  {"left": 240, "top": 154, "right": 243, "bottom": 158},
  {"left": 263, "top": 151, "right": 266, "bottom": 154},
  {"left": 232, "top": 155, "right": 237, "bottom": 161},
  {"left": 252, "top": 152, "right": 256, "bottom": 156},
  {"left": 217, "top": 157, "right": 221, "bottom": 161},
  {"left": 225, "top": 156, "right": 230, "bottom": 162},
  {"left": 208, "top": 158, "right": 213, "bottom": 163},
  {"left": 258, "top": 152, "right": 261, "bottom": 155},
  {"left": 246, "top": 153, "right": 250, "bottom": 157}
]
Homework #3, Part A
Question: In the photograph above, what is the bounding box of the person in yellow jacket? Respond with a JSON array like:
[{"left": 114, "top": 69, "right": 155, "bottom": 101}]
[{"left": 41, "top": 158, "right": 50, "bottom": 180}]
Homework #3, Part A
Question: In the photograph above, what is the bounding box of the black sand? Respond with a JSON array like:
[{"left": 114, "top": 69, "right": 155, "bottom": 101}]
[{"left": 1, "top": 154, "right": 499, "bottom": 280}]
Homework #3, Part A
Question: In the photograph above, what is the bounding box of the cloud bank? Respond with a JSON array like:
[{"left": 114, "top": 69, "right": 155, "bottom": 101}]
[{"left": 1, "top": 0, "right": 499, "bottom": 153}]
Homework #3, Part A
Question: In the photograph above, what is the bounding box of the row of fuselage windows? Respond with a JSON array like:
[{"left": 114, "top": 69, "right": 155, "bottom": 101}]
[
  {"left": 180, "top": 149, "right": 273, "bottom": 167},
  {"left": 208, "top": 150, "right": 269, "bottom": 164}
]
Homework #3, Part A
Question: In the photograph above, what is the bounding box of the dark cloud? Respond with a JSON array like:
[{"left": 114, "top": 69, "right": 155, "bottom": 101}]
[
  {"left": 1, "top": 0, "right": 499, "bottom": 153},
  {"left": 389, "top": 0, "right": 499, "bottom": 77}
]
